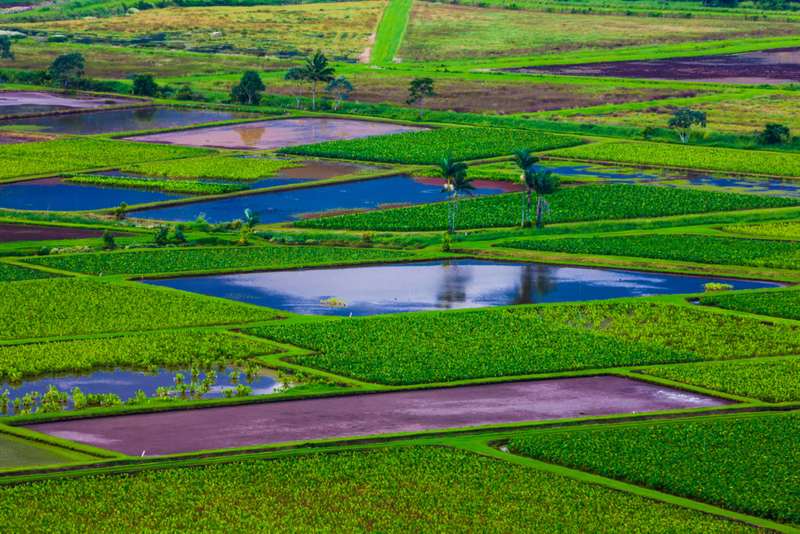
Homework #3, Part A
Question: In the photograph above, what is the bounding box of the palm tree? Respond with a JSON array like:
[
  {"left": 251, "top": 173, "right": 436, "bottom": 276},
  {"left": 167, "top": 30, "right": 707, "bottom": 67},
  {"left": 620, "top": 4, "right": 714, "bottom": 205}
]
[
  {"left": 438, "top": 155, "right": 468, "bottom": 232},
  {"left": 452, "top": 173, "right": 476, "bottom": 216},
  {"left": 526, "top": 169, "right": 559, "bottom": 229},
  {"left": 298, "top": 51, "right": 336, "bottom": 111},
  {"left": 512, "top": 148, "right": 540, "bottom": 226}
]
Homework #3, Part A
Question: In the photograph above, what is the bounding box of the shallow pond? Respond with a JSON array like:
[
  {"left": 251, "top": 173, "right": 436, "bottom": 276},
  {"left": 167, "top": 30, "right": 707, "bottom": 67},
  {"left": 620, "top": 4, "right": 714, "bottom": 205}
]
[
  {"left": 0, "top": 177, "right": 191, "bottom": 211},
  {"left": 143, "top": 259, "right": 776, "bottom": 316},
  {"left": 1, "top": 366, "right": 282, "bottom": 416},
  {"left": 133, "top": 175, "right": 517, "bottom": 224},
  {"left": 0, "top": 91, "right": 132, "bottom": 114},
  {"left": 504, "top": 46, "right": 800, "bottom": 84},
  {"left": 0, "top": 107, "right": 257, "bottom": 135},
  {"left": 125, "top": 117, "right": 428, "bottom": 150}
]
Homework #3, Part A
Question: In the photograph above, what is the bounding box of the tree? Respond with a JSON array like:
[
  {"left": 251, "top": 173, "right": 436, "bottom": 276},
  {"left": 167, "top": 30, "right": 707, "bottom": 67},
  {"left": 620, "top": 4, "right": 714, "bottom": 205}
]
[
  {"left": 0, "top": 35, "right": 14, "bottom": 61},
  {"left": 526, "top": 169, "right": 559, "bottom": 229},
  {"left": 512, "top": 148, "right": 540, "bottom": 226},
  {"left": 438, "top": 155, "right": 468, "bottom": 232},
  {"left": 284, "top": 67, "right": 305, "bottom": 109},
  {"left": 452, "top": 173, "right": 476, "bottom": 216},
  {"left": 755, "top": 123, "right": 791, "bottom": 145},
  {"left": 324, "top": 76, "right": 353, "bottom": 111},
  {"left": 406, "top": 77, "right": 436, "bottom": 120},
  {"left": 668, "top": 107, "right": 706, "bottom": 144},
  {"left": 102, "top": 230, "right": 116, "bottom": 250},
  {"left": 298, "top": 52, "right": 335, "bottom": 111},
  {"left": 132, "top": 73, "right": 158, "bottom": 96},
  {"left": 230, "top": 70, "right": 265, "bottom": 105},
  {"left": 48, "top": 52, "right": 85, "bottom": 92}
]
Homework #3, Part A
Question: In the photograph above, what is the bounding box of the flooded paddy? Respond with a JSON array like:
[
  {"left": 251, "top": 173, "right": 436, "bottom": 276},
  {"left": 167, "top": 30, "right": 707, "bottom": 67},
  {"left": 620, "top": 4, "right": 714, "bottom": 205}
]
[
  {"left": 26, "top": 376, "right": 732, "bottom": 456},
  {"left": 0, "top": 107, "right": 257, "bottom": 135},
  {"left": 133, "top": 175, "right": 516, "bottom": 224},
  {"left": 505, "top": 47, "right": 800, "bottom": 84},
  {"left": 125, "top": 118, "right": 428, "bottom": 150},
  {"left": 0, "top": 91, "right": 135, "bottom": 116},
  {"left": 143, "top": 260, "right": 776, "bottom": 316},
  {"left": 0, "top": 177, "right": 192, "bottom": 211},
  {"left": 1, "top": 365, "right": 283, "bottom": 417},
  {"left": 0, "top": 223, "right": 134, "bottom": 243}
]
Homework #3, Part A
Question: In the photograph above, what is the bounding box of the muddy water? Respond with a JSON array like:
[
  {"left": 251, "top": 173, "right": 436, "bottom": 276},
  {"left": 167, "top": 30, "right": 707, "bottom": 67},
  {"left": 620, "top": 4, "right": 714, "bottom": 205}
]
[
  {"left": 25, "top": 376, "right": 732, "bottom": 456},
  {"left": 125, "top": 118, "right": 428, "bottom": 150},
  {"left": 0, "top": 91, "right": 133, "bottom": 110},
  {"left": 133, "top": 175, "right": 514, "bottom": 224},
  {"left": 143, "top": 259, "right": 776, "bottom": 316},
  {"left": 0, "top": 107, "right": 257, "bottom": 135},
  {"left": 0, "top": 176, "right": 191, "bottom": 211},
  {"left": 505, "top": 47, "right": 800, "bottom": 84}
]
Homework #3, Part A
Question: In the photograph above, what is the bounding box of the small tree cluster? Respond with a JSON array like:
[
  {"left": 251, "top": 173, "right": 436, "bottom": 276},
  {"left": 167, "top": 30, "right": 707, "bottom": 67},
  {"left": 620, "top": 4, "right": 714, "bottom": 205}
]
[
  {"left": 754, "top": 123, "right": 791, "bottom": 145},
  {"left": 283, "top": 52, "right": 353, "bottom": 111},
  {"left": 230, "top": 70, "right": 265, "bottom": 105}
]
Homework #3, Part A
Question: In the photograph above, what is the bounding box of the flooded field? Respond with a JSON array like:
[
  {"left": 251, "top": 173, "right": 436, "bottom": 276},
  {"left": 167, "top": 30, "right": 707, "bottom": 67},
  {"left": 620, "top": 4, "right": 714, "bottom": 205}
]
[
  {"left": 0, "top": 223, "right": 134, "bottom": 243},
  {"left": 506, "top": 47, "right": 800, "bottom": 84},
  {"left": 26, "top": 376, "right": 732, "bottom": 456},
  {"left": 0, "top": 176, "right": 191, "bottom": 211},
  {"left": 125, "top": 117, "right": 428, "bottom": 150},
  {"left": 133, "top": 175, "right": 516, "bottom": 224},
  {"left": 0, "top": 91, "right": 136, "bottom": 116},
  {"left": 0, "top": 107, "right": 257, "bottom": 135},
  {"left": 1, "top": 366, "right": 283, "bottom": 417},
  {"left": 143, "top": 259, "right": 776, "bottom": 316}
]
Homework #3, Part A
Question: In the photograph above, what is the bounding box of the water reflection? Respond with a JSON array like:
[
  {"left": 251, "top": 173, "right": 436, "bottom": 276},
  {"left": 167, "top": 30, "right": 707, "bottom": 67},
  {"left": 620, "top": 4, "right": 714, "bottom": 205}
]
[{"left": 143, "top": 260, "right": 777, "bottom": 316}]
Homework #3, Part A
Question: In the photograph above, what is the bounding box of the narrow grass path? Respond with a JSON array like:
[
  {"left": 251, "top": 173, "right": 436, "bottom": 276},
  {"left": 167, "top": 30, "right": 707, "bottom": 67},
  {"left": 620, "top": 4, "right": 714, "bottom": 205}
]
[{"left": 371, "top": 0, "right": 414, "bottom": 64}]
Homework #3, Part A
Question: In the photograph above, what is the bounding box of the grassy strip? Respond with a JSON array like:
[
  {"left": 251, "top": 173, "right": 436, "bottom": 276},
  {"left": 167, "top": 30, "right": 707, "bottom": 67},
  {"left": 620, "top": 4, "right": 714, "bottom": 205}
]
[
  {"left": 508, "top": 413, "right": 800, "bottom": 524},
  {"left": 282, "top": 127, "right": 582, "bottom": 165},
  {"left": 547, "top": 141, "right": 800, "bottom": 178},
  {"left": 0, "top": 263, "right": 54, "bottom": 282},
  {"left": 700, "top": 291, "right": 800, "bottom": 321},
  {"left": 295, "top": 184, "right": 799, "bottom": 231},
  {"left": 644, "top": 357, "right": 800, "bottom": 403},
  {"left": 0, "top": 446, "right": 768, "bottom": 533},
  {"left": 121, "top": 156, "right": 304, "bottom": 181},
  {"left": 246, "top": 307, "right": 693, "bottom": 385},
  {"left": 371, "top": 0, "right": 413, "bottom": 63},
  {"left": 0, "top": 278, "right": 275, "bottom": 342},
  {"left": 64, "top": 175, "right": 248, "bottom": 195},
  {"left": 22, "top": 246, "right": 412, "bottom": 276},
  {"left": 0, "top": 331, "right": 277, "bottom": 383},
  {"left": 502, "top": 234, "right": 800, "bottom": 270},
  {"left": 724, "top": 221, "right": 800, "bottom": 240},
  {"left": 412, "top": 167, "right": 520, "bottom": 183},
  {"left": 0, "top": 139, "right": 213, "bottom": 179}
]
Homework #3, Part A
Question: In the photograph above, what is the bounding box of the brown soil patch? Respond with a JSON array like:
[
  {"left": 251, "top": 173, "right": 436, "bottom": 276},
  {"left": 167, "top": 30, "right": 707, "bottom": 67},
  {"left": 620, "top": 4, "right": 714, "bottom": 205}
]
[{"left": 0, "top": 223, "right": 134, "bottom": 243}]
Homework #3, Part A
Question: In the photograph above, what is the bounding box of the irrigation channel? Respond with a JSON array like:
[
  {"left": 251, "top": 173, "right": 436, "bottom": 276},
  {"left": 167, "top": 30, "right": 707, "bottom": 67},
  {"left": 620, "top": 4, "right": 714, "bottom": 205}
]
[
  {"left": 143, "top": 259, "right": 777, "bottom": 316},
  {"left": 0, "top": 107, "right": 257, "bottom": 135},
  {"left": 504, "top": 46, "right": 800, "bottom": 84},
  {"left": 25, "top": 376, "right": 732, "bottom": 456},
  {"left": 125, "top": 117, "right": 427, "bottom": 150}
]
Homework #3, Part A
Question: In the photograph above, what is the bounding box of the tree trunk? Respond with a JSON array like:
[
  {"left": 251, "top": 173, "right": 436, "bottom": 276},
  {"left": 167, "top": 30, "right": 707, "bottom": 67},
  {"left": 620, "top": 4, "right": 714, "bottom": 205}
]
[
  {"left": 419, "top": 98, "right": 423, "bottom": 120},
  {"left": 521, "top": 186, "right": 526, "bottom": 227},
  {"left": 312, "top": 80, "right": 317, "bottom": 111}
]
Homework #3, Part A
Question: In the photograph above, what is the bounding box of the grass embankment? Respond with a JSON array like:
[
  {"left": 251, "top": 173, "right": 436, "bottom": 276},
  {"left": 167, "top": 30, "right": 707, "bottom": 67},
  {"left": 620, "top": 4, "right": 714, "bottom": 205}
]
[
  {"left": 23, "top": 246, "right": 413, "bottom": 276},
  {"left": 295, "top": 184, "right": 799, "bottom": 232},
  {"left": 509, "top": 413, "right": 800, "bottom": 524},
  {"left": 64, "top": 175, "right": 249, "bottom": 195},
  {"left": 502, "top": 234, "right": 800, "bottom": 270},
  {"left": 0, "top": 446, "right": 770, "bottom": 533}
]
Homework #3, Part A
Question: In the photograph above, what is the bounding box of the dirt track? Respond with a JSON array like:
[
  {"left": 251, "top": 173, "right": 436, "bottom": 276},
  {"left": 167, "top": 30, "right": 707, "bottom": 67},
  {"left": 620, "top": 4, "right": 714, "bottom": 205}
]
[{"left": 27, "top": 376, "right": 731, "bottom": 456}]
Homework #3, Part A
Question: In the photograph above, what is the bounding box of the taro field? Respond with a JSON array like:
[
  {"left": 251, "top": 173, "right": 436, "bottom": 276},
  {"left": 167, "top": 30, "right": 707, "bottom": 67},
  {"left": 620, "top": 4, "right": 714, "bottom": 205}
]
[{"left": 1, "top": 17, "right": 799, "bottom": 530}]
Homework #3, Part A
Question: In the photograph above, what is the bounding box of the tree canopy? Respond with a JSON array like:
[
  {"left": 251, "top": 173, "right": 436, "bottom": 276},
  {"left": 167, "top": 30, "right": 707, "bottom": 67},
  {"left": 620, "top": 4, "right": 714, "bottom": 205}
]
[{"left": 48, "top": 52, "right": 85, "bottom": 91}]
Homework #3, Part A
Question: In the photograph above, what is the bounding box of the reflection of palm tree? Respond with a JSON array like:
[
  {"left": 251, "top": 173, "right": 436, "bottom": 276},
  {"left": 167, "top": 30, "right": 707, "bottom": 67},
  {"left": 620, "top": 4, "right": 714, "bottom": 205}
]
[
  {"left": 435, "top": 260, "right": 471, "bottom": 309},
  {"left": 511, "top": 264, "right": 559, "bottom": 305},
  {"left": 134, "top": 107, "right": 158, "bottom": 124}
]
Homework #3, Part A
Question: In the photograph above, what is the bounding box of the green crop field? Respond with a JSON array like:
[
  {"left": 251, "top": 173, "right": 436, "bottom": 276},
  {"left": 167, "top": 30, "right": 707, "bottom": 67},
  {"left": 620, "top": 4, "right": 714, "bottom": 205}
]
[
  {"left": 547, "top": 142, "right": 800, "bottom": 178},
  {"left": 283, "top": 127, "right": 582, "bottom": 165},
  {"left": 296, "top": 184, "right": 798, "bottom": 231},
  {"left": 0, "top": 331, "right": 277, "bottom": 383},
  {"left": 64, "top": 175, "right": 248, "bottom": 194},
  {"left": 502, "top": 234, "right": 800, "bottom": 270},
  {"left": 509, "top": 414, "right": 800, "bottom": 524},
  {"left": 724, "top": 220, "right": 800, "bottom": 239},
  {"left": 0, "top": 446, "right": 767, "bottom": 532},
  {"left": 0, "top": 139, "right": 212, "bottom": 179},
  {"left": 0, "top": 278, "right": 275, "bottom": 341},
  {"left": 122, "top": 156, "right": 304, "bottom": 181},
  {"left": 24, "top": 246, "right": 411, "bottom": 275},
  {"left": 700, "top": 290, "right": 800, "bottom": 321},
  {"left": 0, "top": 263, "right": 54, "bottom": 282},
  {"left": 644, "top": 358, "right": 800, "bottom": 402}
]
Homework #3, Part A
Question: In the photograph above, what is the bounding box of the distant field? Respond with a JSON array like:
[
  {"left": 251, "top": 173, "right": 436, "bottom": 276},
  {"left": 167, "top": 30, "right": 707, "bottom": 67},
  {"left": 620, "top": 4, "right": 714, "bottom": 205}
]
[
  {"left": 397, "top": 4, "right": 800, "bottom": 62},
  {"left": 6, "top": 3, "right": 384, "bottom": 60}
]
